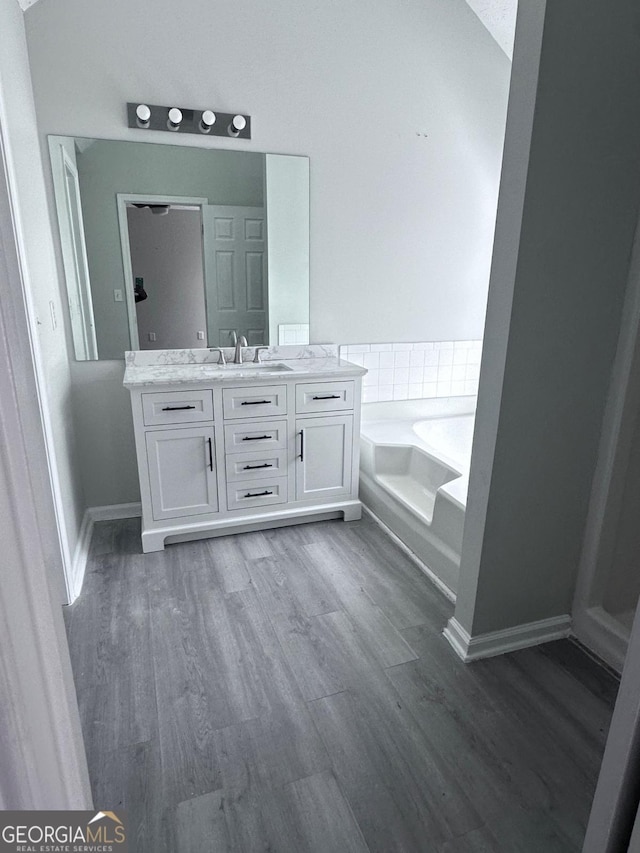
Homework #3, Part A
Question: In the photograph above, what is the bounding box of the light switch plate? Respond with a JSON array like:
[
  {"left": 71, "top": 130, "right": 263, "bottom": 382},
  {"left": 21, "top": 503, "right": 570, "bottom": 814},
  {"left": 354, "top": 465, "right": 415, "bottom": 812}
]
[{"left": 114, "top": 289, "right": 123, "bottom": 302}]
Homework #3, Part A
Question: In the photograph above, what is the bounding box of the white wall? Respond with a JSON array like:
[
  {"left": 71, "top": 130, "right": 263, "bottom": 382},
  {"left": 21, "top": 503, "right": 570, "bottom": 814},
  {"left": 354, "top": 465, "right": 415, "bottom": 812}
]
[
  {"left": 0, "top": 0, "right": 91, "bottom": 806},
  {"left": 454, "top": 0, "right": 640, "bottom": 639},
  {"left": 1, "top": 0, "right": 85, "bottom": 593},
  {"left": 266, "top": 153, "right": 310, "bottom": 343},
  {"left": 25, "top": 0, "right": 510, "bottom": 508},
  {"left": 129, "top": 206, "right": 207, "bottom": 350},
  {"left": 27, "top": 0, "right": 509, "bottom": 346},
  {"left": 465, "top": 0, "right": 518, "bottom": 58}
]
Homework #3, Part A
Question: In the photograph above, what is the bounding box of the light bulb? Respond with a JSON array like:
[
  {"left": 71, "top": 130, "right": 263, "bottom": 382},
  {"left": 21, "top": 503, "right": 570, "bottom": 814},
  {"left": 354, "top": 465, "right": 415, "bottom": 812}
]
[
  {"left": 229, "top": 115, "right": 247, "bottom": 136},
  {"left": 167, "top": 108, "right": 182, "bottom": 129},
  {"left": 200, "top": 110, "right": 216, "bottom": 132},
  {"left": 136, "top": 104, "right": 151, "bottom": 125}
]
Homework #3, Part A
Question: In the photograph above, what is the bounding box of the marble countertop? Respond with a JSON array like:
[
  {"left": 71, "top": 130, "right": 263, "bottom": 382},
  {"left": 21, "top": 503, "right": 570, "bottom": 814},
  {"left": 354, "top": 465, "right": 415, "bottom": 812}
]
[{"left": 123, "top": 355, "right": 367, "bottom": 389}]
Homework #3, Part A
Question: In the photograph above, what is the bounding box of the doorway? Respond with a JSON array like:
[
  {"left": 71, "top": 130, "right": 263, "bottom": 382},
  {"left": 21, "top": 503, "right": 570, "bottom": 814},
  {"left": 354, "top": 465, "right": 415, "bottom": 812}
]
[{"left": 117, "top": 194, "right": 268, "bottom": 351}]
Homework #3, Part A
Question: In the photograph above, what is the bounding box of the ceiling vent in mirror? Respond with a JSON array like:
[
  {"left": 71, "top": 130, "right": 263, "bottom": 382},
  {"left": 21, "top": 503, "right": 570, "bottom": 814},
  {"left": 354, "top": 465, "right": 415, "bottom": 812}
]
[{"left": 127, "top": 103, "right": 251, "bottom": 139}]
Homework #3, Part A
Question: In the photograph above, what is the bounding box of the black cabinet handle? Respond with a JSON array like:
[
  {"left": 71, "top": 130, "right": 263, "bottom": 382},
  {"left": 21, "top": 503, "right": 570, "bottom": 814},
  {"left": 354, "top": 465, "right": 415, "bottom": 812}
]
[
  {"left": 312, "top": 394, "right": 340, "bottom": 400},
  {"left": 299, "top": 429, "right": 304, "bottom": 462},
  {"left": 244, "top": 490, "right": 273, "bottom": 498},
  {"left": 243, "top": 463, "right": 273, "bottom": 470},
  {"left": 207, "top": 437, "right": 214, "bottom": 471},
  {"left": 241, "top": 400, "right": 271, "bottom": 406},
  {"left": 162, "top": 404, "right": 196, "bottom": 411},
  {"left": 242, "top": 434, "right": 273, "bottom": 441}
]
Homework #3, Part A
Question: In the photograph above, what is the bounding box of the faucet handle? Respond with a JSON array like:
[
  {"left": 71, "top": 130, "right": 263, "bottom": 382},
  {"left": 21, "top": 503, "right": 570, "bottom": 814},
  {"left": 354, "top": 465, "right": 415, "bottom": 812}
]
[
  {"left": 211, "top": 347, "right": 226, "bottom": 366},
  {"left": 239, "top": 335, "right": 248, "bottom": 347},
  {"left": 253, "top": 346, "right": 269, "bottom": 364}
]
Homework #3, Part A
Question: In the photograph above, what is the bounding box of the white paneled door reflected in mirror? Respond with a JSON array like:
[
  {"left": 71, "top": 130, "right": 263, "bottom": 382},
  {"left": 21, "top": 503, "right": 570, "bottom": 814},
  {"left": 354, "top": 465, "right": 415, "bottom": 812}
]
[{"left": 48, "top": 136, "right": 310, "bottom": 360}]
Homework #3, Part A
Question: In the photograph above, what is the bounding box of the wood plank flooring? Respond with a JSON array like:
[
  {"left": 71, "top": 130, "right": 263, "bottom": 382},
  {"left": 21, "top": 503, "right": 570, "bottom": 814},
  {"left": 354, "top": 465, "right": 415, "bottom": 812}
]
[{"left": 64, "top": 516, "right": 618, "bottom": 852}]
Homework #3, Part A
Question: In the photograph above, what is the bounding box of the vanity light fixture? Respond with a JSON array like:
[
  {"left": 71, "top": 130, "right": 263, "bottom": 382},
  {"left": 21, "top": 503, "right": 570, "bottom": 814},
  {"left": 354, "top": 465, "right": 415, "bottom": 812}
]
[{"left": 127, "top": 103, "right": 251, "bottom": 139}]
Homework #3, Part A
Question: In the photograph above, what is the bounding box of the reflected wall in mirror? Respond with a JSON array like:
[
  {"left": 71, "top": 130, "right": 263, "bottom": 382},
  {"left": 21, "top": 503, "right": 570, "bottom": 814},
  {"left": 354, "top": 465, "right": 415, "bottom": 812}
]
[{"left": 48, "top": 136, "right": 310, "bottom": 360}]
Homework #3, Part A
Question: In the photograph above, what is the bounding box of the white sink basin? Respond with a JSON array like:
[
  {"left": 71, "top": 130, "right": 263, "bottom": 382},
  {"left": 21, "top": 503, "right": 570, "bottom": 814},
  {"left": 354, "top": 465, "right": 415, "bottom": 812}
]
[
  {"left": 198, "top": 361, "right": 295, "bottom": 378},
  {"left": 221, "top": 362, "right": 294, "bottom": 372}
]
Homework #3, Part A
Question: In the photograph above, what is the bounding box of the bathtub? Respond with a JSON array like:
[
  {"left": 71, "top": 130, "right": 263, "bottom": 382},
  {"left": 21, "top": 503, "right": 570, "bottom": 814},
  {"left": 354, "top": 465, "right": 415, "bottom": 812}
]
[{"left": 359, "top": 398, "right": 476, "bottom": 598}]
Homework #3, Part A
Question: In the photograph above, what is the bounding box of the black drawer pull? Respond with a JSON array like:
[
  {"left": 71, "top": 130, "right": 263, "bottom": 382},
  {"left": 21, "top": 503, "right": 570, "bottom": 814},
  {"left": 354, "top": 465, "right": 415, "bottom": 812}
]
[
  {"left": 243, "top": 463, "right": 273, "bottom": 470},
  {"left": 312, "top": 394, "right": 341, "bottom": 400},
  {"left": 244, "top": 490, "right": 273, "bottom": 498},
  {"left": 241, "top": 400, "right": 271, "bottom": 406},
  {"left": 207, "top": 437, "right": 214, "bottom": 471},
  {"left": 242, "top": 434, "right": 273, "bottom": 441},
  {"left": 162, "top": 404, "right": 197, "bottom": 411}
]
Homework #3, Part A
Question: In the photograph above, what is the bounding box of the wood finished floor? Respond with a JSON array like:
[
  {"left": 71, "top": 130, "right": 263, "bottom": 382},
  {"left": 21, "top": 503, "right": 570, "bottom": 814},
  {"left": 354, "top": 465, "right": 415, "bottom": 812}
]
[{"left": 64, "top": 516, "right": 618, "bottom": 852}]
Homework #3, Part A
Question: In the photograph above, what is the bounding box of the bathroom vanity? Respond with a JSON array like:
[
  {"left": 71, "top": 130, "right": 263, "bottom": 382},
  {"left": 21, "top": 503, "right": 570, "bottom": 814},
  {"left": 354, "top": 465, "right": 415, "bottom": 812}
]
[{"left": 124, "top": 345, "right": 365, "bottom": 552}]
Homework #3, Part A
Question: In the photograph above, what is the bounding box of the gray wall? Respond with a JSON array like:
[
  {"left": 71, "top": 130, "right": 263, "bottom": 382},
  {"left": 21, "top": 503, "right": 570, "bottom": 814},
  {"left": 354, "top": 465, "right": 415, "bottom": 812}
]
[
  {"left": 26, "top": 0, "right": 510, "bottom": 508},
  {"left": 76, "top": 141, "right": 263, "bottom": 358},
  {"left": 1, "top": 0, "right": 85, "bottom": 586},
  {"left": 455, "top": 0, "right": 640, "bottom": 637},
  {"left": 129, "top": 207, "right": 207, "bottom": 351},
  {"left": 603, "top": 405, "right": 640, "bottom": 619}
]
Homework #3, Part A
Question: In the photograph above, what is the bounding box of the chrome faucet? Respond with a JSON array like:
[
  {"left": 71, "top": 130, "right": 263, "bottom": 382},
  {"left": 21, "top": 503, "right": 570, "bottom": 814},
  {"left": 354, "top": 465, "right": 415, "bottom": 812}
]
[{"left": 234, "top": 335, "right": 248, "bottom": 364}]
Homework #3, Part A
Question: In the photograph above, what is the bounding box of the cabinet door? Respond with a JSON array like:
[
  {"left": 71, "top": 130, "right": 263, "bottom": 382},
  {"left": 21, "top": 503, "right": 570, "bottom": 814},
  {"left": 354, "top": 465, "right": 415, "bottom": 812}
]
[
  {"left": 146, "top": 427, "right": 218, "bottom": 520},
  {"left": 295, "top": 415, "right": 353, "bottom": 502}
]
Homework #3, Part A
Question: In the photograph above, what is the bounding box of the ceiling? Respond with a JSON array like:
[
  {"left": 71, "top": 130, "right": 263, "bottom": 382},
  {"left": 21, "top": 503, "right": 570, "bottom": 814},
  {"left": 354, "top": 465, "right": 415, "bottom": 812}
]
[
  {"left": 18, "top": 0, "right": 517, "bottom": 58},
  {"left": 465, "top": 0, "right": 517, "bottom": 59}
]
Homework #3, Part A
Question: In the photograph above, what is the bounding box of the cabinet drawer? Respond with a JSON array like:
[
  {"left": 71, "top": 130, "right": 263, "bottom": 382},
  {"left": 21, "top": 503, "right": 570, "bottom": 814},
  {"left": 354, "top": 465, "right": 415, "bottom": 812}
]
[
  {"left": 295, "top": 381, "right": 355, "bottom": 414},
  {"left": 142, "top": 390, "right": 213, "bottom": 426},
  {"left": 224, "top": 419, "right": 288, "bottom": 453},
  {"left": 226, "top": 477, "right": 288, "bottom": 511},
  {"left": 223, "top": 385, "right": 287, "bottom": 420},
  {"left": 225, "top": 449, "right": 287, "bottom": 482}
]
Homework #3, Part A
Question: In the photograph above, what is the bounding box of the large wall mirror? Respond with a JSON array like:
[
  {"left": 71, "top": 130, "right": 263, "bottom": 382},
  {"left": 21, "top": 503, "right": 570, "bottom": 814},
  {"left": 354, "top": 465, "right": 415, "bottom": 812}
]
[{"left": 48, "top": 136, "right": 310, "bottom": 360}]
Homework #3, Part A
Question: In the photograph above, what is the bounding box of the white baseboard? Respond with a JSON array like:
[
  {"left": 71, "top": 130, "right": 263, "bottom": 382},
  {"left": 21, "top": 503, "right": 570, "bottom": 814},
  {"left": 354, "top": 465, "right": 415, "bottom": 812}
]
[
  {"left": 88, "top": 502, "right": 142, "bottom": 522},
  {"left": 362, "top": 504, "right": 456, "bottom": 603},
  {"left": 444, "top": 613, "right": 572, "bottom": 662},
  {"left": 68, "top": 510, "right": 93, "bottom": 604},
  {"left": 66, "top": 503, "right": 142, "bottom": 604}
]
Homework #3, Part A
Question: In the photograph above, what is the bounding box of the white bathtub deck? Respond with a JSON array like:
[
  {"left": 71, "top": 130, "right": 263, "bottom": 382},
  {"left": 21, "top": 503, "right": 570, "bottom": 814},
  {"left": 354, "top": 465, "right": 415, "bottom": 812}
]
[
  {"left": 361, "top": 412, "right": 474, "bottom": 508},
  {"left": 359, "top": 398, "right": 476, "bottom": 597}
]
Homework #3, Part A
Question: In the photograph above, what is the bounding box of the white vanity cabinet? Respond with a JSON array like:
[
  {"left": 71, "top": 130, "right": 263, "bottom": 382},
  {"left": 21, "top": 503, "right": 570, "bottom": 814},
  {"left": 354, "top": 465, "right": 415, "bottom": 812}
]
[{"left": 126, "top": 363, "right": 364, "bottom": 552}]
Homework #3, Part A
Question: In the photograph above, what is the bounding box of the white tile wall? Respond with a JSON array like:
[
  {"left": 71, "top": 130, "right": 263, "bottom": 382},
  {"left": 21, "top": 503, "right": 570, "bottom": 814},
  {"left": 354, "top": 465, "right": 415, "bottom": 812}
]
[
  {"left": 340, "top": 340, "right": 482, "bottom": 404},
  {"left": 278, "top": 324, "right": 310, "bottom": 345}
]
